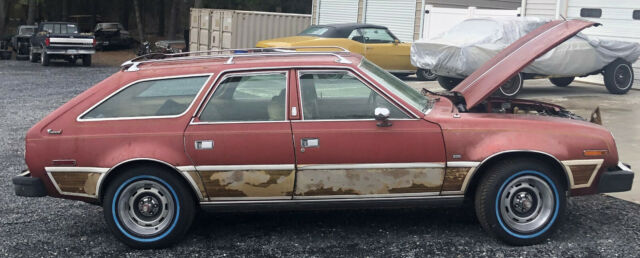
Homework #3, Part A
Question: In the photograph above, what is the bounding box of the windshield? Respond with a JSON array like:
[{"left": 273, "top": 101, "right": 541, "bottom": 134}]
[
  {"left": 298, "top": 26, "right": 331, "bottom": 37},
  {"left": 359, "top": 59, "right": 432, "bottom": 113},
  {"left": 20, "top": 27, "right": 35, "bottom": 35},
  {"left": 101, "top": 23, "right": 120, "bottom": 30}
]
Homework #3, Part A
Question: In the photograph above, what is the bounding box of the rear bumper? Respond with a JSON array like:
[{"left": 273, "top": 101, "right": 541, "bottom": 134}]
[
  {"left": 598, "top": 162, "right": 634, "bottom": 193},
  {"left": 12, "top": 170, "right": 47, "bottom": 197},
  {"left": 45, "top": 48, "right": 95, "bottom": 55}
]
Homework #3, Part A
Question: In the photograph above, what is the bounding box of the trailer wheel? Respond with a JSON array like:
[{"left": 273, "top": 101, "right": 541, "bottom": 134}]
[
  {"left": 549, "top": 77, "right": 574, "bottom": 87},
  {"left": 604, "top": 58, "right": 634, "bottom": 94}
]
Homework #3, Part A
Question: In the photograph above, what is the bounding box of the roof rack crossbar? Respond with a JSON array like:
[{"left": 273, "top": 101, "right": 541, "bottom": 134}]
[{"left": 120, "top": 46, "right": 352, "bottom": 72}]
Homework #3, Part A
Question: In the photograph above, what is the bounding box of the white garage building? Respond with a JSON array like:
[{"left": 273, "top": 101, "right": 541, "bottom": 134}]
[
  {"left": 310, "top": 0, "right": 521, "bottom": 42},
  {"left": 522, "top": 0, "right": 640, "bottom": 86}
]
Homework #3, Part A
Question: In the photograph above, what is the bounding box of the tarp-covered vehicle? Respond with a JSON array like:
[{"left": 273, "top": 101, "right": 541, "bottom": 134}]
[{"left": 411, "top": 17, "right": 640, "bottom": 96}]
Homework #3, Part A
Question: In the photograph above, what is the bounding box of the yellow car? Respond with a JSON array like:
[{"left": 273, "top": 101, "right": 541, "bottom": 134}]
[{"left": 256, "top": 23, "right": 436, "bottom": 80}]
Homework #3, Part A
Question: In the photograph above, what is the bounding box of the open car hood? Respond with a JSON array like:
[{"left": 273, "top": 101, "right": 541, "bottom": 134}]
[{"left": 451, "top": 19, "right": 598, "bottom": 109}]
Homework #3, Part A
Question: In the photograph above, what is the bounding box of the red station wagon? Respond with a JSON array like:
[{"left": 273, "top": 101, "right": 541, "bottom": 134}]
[{"left": 13, "top": 20, "right": 634, "bottom": 248}]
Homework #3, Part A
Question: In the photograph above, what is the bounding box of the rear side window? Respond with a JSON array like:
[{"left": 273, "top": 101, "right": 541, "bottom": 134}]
[
  {"left": 633, "top": 10, "right": 640, "bottom": 20},
  {"left": 81, "top": 75, "right": 209, "bottom": 120},
  {"left": 199, "top": 73, "right": 287, "bottom": 122},
  {"left": 580, "top": 8, "right": 602, "bottom": 18}
]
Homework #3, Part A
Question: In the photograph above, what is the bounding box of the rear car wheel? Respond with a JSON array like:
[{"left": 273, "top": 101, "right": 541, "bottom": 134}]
[
  {"left": 496, "top": 73, "right": 524, "bottom": 98},
  {"left": 102, "top": 165, "right": 196, "bottom": 248},
  {"left": 549, "top": 77, "right": 574, "bottom": 87},
  {"left": 29, "top": 48, "right": 39, "bottom": 63},
  {"left": 474, "top": 158, "right": 566, "bottom": 245},
  {"left": 82, "top": 55, "right": 92, "bottom": 66},
  {"left": 40, "top": 52, "right": 50, "bottom": 66},
  {"left": 604, "top": 58, "right": 634, "bottom": 94},
  {"left": 416, "top": 68, "right": 438, "bottom": 81},
  {"left": 437, "top": 76, "right": 463, "bottom": 91}
]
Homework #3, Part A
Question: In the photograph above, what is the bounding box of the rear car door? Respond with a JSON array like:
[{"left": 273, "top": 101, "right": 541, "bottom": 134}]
[
  {"left": 184, "top": 70, "right": 296, "bottom": 201},
  {"left": 291, "top": 69, "right": 446, "bottom": 199},
  {"left": 361, "top": 28, "right": 414, "bottom": 71}
]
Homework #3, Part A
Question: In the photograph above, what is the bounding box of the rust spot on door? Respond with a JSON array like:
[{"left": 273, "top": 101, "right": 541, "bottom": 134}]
[
  {"left": 199, "top": 170, "right": 295, "bottom": 198},
  {"left": 295, "top": 167, "right": 444, "bottom": 196}
]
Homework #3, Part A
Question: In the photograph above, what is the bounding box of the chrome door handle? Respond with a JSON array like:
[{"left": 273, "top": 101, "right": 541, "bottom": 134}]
[
  {"left": 195, "top": 140, "right": 214, "bottom": 150},
  {"left": 301, "top": 138, "right": 319, "bottom": 148}
]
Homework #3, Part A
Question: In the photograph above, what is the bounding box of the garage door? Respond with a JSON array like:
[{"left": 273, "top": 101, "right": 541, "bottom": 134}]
[
  {"left": 317, "top": 0, "right": 360, "bottom": 25},
  {"left": 566, "top": 0, "right": 640, "bottom": 87},
  {"left": 363, "top": 0, "right": 417, "bottom": 42}
]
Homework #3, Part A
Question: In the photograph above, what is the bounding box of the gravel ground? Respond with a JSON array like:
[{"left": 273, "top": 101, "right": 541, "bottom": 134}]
[{"left": 1, "top": 60, "right": 640, "bottom": 257}]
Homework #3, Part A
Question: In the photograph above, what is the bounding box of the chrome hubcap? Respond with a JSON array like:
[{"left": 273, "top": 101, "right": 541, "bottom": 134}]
[
  {"left": 500, "top": 175, "right": 554, "bottom": 233},
  {"left": 117, "top": 180, "right": 175, "bottom": 237}
]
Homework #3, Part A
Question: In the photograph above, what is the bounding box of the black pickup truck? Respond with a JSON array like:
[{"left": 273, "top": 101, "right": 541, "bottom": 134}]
[
  {"left": 29, "top": 22, "right": 95, "bottom": 66},
  {"left": 11, "top": 25, "right": 36, "bottom": 60}
]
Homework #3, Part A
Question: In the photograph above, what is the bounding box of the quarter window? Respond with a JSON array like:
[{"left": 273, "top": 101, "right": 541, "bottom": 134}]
[
  {"left": 360, "top": 28, "right": 396, "bottom": 43},
  {"left": 81, "top": 75, "right": 209, "bottom": 119},
  {"left": 299, "top": 71, "right": 407, "bottom": 120},
  {"left": 580, "top": 8, "right": 602, "bottom": 18},
  {"left": 199, "top": 73, "right": 287, "bottom": 122}
]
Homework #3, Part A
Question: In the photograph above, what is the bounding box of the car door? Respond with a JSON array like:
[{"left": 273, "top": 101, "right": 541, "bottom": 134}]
[
  {"left": 291, "top": 69, "right": 446, "bottom": 199},
  {"left": 184, "top": 70, "right": 296, "bottom": 201},
  {"left": 361, "top": 28, "right": 415, "bottom": 72}
]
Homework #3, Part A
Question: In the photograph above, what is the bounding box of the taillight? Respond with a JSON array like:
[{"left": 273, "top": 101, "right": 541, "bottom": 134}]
[
  {"left": 45, "top": 37, "right": 50, "bottom": 46},
  {"left": 92, "top": 38, "right": 96, "bottom": 46}
]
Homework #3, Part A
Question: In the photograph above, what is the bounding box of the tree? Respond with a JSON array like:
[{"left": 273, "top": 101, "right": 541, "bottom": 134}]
[
  {"left": 166, "top": 0, "right": 179, "bottom": 40},
  {"left": 133, "top": 0, "right": 144, "bottom": 41},
  {"left": 26, "top": 0, "right": 36, "bottom": 25},
  {"left": 0, "top": 0, "right": 7, "bottom": 37}
]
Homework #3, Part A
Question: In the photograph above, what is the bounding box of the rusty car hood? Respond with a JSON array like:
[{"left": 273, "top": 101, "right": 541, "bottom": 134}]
[{"left": 451, "top": 19, "right": 598, "bottom": 109}]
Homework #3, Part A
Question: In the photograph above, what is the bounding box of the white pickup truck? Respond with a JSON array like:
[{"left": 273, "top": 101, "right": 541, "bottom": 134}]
[{"left": 29, "top": 22, "right": 95, "bottom": 66}]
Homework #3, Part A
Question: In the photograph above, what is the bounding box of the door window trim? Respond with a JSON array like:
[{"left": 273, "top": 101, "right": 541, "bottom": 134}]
[
  {"left": 295, "top": 69, "right": 415, "bottom": 122},
  {"left": 77, "top": 73, "right": 214, "bottom": 122},
  {"left": 191, "top": 70, "right": 290, "bottom": 125}
]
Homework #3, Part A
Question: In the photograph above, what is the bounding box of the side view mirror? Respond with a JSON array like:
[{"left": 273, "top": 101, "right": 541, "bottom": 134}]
[{"left": 374, "top": 107, "right": 392, "bottom": 127}]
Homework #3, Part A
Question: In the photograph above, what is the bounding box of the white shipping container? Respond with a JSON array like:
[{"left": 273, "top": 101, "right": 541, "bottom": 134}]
[{"left": 189, "top": 8, "right": 311, "bottom": 51}]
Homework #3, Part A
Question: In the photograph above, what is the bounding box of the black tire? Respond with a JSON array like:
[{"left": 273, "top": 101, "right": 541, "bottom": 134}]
[
  {"left": 416, "top": 68, "right": 438, "bottom": 81},
  {"left": 82, "top": 54, "right": 92, "bottom": 67},
  {"left": 603, "top": 58, "right": 634, "bottom": 94},
  {"left": 549, "top": 77, "right": 574, "bottom": 87},
  {"left": 437, "top": 76, "right": 464, "bottom": 91},
  {"left": 29, "top": 47, "right": 38, "bottom": 63},
  {"left": 102, "top": 165, "right": 196, "bottom": 249},
  {"left": 40, "top": 52, "right": 50, "bottom": 66},
  {"left": 474, "top": 158, "right": 566, "bottom": 246},
  {"left": 495, "top": 73, "right": 523, "bottom": 98}
]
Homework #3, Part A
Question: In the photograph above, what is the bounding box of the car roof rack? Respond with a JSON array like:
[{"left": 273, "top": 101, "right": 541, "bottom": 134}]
[{"left": 120, "top": 46, "right": 352, "bottom": 72}]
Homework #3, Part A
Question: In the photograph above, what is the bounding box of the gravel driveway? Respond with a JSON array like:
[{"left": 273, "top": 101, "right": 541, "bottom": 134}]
[{"left": 1, "top": 60, "right": 639, "bottom": 257}]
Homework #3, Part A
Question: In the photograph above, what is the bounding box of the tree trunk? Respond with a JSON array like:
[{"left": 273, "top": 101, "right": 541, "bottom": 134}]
[
  {"left": 157, "top": 0, "right": 165, "bottom": 36},
  {"left": 62, "top": 0, "right": 68, "bottom": 21},
  {"left": 194, "top": 0, "right": 203, "bottom": 8},
  {"left": 133, "top": 0, "right": 144, "bottom": 42},
  {"left": 120, "top": 0, "right": 131, "bottom": 29},
  {"left": 166, "top": 0, "right": 178, "bottom": 40},
  {"left": 27, "top": 0, "right": 36, "bottom": 25},
  {"left": 0, "top": 0, "right": 7, "bottom": 37}
]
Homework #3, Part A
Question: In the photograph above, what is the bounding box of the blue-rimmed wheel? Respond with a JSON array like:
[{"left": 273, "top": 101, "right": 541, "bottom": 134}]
[
  {"left": 474, "top": 159, "right": 566, "bottom": 245},
  {"left": 102, "top": 166, "right": 196, "bottom": 248}
]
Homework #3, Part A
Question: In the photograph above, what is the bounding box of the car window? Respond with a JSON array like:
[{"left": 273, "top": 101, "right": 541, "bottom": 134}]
[
  {"left": 81, "top": 76, "right": 209, "bottom": 120},
  {"left": 361, "top": 28, "right": 395, "bottom": 43},
  {"left": 348, "top": 29, "right": 364, "bottom": 43},
  {"left": 299, "top": 71, "right": 407, "bottom": 120},
  {"left": 200, "top": 73, "right": 287, "bottom": 122},
  {"left": 20, "top": 27, "right": 34, "bottom": 35},
  {"left": 298, "top": 26, "right": 331, "bottom": 36},
  {"left": 42, "top": 23, "right": 78, "bottom": 34}
]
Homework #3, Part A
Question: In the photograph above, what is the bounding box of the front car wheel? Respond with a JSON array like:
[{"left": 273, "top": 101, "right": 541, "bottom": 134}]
[{"left": 474, "top": 158, "right": 566, "bottom": 245}]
